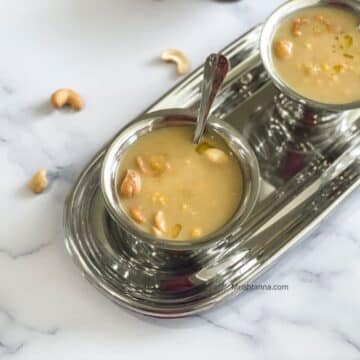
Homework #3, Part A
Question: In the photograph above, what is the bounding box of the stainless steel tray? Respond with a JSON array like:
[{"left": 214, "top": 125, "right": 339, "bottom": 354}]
[{"left": 64, "top": 25, "right": 360, "bottom": 318}]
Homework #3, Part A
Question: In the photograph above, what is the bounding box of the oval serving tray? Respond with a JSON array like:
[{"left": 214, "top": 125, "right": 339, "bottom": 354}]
[{"left": 64, "top": 25, "right": 360, "bottom": 318}]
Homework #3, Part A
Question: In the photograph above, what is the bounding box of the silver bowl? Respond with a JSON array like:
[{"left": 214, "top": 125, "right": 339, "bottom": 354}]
[
  {"left": 101, "top": 109, "right": 260, "bottom": 268},
  {"left": 260, "top": 0, "right": 360, "bottom": 112}
]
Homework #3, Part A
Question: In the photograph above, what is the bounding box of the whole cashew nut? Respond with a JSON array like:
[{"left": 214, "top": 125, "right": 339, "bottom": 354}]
[
  {"left": 154, "top": 210, "right": 167, "bottom": 233},
  {"left": 120, "top": 169, "right": 142, "bottom": 198},
  {"left": 274, "top": 40, "right": 293, "bottom": 60},
  {"left": 51, "top": 88, "right": 84, "bottom": 111},
  {"left": 28, "top": 169, "right": 48, "bottom": 194},
  {"left": 161, "top": 49, "right": 190, "bottom": 75}
]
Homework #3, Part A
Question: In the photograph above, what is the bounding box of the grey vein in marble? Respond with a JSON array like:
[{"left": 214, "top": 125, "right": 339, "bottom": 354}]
[{"left": 0, "top": 242, "right": 51, "bottom": 260}]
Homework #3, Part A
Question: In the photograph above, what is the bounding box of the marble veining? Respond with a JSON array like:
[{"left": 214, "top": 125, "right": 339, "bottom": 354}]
[
  {"left": 0, "top": 242, "right": 51, "bottom": 260},
  {"left": 1, "top": 0, "right": 359, "bottom": 359}
]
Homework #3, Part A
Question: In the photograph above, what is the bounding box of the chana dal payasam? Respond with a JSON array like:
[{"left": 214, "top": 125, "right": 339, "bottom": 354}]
[
  {"left": 117, "top": 126, "right": 243, "bottom": 240},
  {"left": 272, "top": 6, "right": 360, "bottom": 104}
]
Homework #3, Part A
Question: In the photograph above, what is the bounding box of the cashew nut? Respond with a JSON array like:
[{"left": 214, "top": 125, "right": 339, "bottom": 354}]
[
  {"left": 28, "top": 169, "right": 48, "bottom": 194},
  {"left": 291, "top": 17, "right": 309, "bottom": 37},
  {"left": 129, "top": 206, "right": 146, "bottom": 224},
  {"left": 51, "top": 88, "right": 84, "bottom": 111},
  {"left": 120, "top": 169, "right": 142, "bottom": 198},
  {"left": 161, "top": 49, "right": 190, "bottom": 75},
  {"left": 274, "top": 39, "right": 293, "bottom": 60},
  {"left": 136, "top": 156, "right": 151, "bottom": 175},
  {"left": 152, "top": 226, "right": 164, "bottom": 237},
  {"left": 203, "top": 148, "right": 229, "bottom": 163},
  {"left": 154, "top": 210, "right": 167, "bottom": 233}
]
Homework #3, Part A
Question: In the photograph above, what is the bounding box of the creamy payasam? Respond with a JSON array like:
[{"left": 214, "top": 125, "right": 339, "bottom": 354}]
[
  {"left": 117, "top": 126, "right": 243, "bottom": 240},
  {"left": 272, "top": 6, "right": 360, "bottom": 104}
]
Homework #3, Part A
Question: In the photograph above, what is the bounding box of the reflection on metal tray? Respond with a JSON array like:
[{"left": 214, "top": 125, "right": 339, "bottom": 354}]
[{"left": 64, "top": 25, "right": 360, "bottom": 318}]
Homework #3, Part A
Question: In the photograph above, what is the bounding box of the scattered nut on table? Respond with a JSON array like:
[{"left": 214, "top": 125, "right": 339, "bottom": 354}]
[
  {"left": 120, "top": 169, "right": 142, "bottom": 198},
  {"left": 51, "top": 88, "right": 84, "bottom": 111},
  {"left": 28, "top": 169, "right": 48, "bottom": 194},
  {"left": 161, "top": 49, "right": 190, "bottom": 75}
]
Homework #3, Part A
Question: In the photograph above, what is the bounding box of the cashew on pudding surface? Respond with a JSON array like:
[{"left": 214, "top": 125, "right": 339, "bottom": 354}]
[
  {"left": 118, "top": 126, "right": 243, "bottom": 240},
  {"left": 272, "top": 6, "right": 360, "bottom": 104}
]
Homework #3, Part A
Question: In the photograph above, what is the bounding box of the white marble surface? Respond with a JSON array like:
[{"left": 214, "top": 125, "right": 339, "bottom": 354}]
[{"left": 1, "top": 0, "right": 360, "bottom": 358}]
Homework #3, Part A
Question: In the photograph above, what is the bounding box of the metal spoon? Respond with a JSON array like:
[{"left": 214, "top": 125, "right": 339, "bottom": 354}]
[{"left": 193, "top": 53, "right": 230, "bottom": 144}]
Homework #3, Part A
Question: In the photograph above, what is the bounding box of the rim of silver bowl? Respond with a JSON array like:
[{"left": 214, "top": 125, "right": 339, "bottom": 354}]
[
  {"left": 101, "top": 108, "right": 260, "bottom": 251},
  {"left": 260, "top": 0, "right": 360, "bottom": 112}
]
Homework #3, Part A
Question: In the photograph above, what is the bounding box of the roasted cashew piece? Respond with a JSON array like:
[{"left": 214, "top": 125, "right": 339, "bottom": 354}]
[
  {"left": 129, "top": 206, "right": 146, "bottom": 224},
  {"left": 161, "top": 49, "right": 190, "bottom": 75},
  {"left": 154, "top": 210, "right": 167, "bottom": 233},
  {"left": 28, "top": 169, "right": 48, "bottom": 194},
  {"left": 151, "top": 226, "right": 164, "bottom": 237},
  {"left": 136, "top": 156, "right": 151, "bottom": 175},
  {"left": 291, "top": 17, "right": 309, "bottom": 37},
  {"left": 51, "top": 88, "right": 84, "bottom": 111},
  {"left": 120, "top": 169, "right": 142, "bottom": 198},
  {"left": 274, "top": 40, "right": 293, "bottom": 60}
]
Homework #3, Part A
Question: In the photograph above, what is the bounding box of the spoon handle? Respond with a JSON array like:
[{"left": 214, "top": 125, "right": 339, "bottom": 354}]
[{"left": 193, "top": 53, "right": 230, "bottom": 144}]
